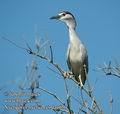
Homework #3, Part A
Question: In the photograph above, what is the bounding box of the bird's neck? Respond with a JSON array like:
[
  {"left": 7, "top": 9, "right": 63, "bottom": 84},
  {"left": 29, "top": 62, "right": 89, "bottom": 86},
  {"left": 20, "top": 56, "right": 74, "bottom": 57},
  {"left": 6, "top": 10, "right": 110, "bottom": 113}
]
[{"left": 68, "top": 27, "right": 81, "bottom": 45}]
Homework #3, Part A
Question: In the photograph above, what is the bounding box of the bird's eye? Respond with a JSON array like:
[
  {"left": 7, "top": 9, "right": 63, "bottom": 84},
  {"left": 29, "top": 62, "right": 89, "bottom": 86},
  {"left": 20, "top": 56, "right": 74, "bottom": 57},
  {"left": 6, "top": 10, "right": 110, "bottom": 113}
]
[{"left": 62, "top": 13, "right": 66, "bottom": 16}]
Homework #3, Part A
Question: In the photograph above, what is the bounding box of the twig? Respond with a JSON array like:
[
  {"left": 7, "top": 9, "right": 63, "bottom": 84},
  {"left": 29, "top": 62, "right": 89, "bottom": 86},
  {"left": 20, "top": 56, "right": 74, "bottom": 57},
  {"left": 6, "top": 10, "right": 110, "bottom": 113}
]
[
  {"left": 1, "top": 36, "right": 27, "bottom": 51},
  {"left": 1, "top": 36, "right": 105, "bottom": 114},
  {"left": 97, "top": 61, "right": 120, "bottom": 78},
  {"left": 70, "top": 77, "right": 103, "bottom": 113},
  {"left": 109, "top": 94, "right": 113, "bottom": 114},
  {"left": 38, "top": 87, "right": 66, "bottom": 108},
  {"left": 27, "top": 49, "right": 65, "bottom": 75},
  {"left": 47, "top": 66, "right": 61, "bottom": 76},
  {"left": 64, "top": 78, "right": 73, "bottom": 114},
  {"left": 50, "top": 45, "right": 53, "bottom": 63}
]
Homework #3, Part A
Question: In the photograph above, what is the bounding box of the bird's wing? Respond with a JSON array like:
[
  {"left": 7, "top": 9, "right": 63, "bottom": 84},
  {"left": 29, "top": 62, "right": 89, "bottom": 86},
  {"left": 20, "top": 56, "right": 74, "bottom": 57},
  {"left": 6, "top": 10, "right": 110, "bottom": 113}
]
[
  {"left": 79, "top": 44, "right": 89, "bottom": 84},
  {"left": 82, "top": 45, "right": 88, "bottom": 73},
  {"left": 66, "top": 44, "right": 72, "bottom": 71},
  {"left": 85, "top": 54, "right": 88, "bottom": 73}
]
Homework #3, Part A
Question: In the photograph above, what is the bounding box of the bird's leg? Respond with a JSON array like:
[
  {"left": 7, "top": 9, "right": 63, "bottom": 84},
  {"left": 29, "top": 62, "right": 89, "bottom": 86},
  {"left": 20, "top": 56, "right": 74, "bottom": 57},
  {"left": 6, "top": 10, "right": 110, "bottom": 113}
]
[
  {"left": 63, "top": 71, "right": 73, "bottom": 78},
  {"left": 78, "top": 75, "right": 83, "bottom": 88}
]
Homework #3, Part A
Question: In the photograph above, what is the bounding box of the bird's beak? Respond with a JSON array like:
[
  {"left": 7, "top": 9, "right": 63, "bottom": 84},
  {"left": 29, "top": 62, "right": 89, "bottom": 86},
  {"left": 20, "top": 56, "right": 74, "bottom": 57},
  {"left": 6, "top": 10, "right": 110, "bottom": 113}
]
[{"left": 50, "top": 15, "right": 61, "bottom": 20}]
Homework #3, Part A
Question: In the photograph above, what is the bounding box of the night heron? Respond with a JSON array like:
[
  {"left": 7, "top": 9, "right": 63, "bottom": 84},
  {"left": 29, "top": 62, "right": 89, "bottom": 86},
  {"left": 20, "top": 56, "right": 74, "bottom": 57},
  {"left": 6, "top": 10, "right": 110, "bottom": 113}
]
[{"left": 50, "top": 11, "right": 88, "bottom": 87}]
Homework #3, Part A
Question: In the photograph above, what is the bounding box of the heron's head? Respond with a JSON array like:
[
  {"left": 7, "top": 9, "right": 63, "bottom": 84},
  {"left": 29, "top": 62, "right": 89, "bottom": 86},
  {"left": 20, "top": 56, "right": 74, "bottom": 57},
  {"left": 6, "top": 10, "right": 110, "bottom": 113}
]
[{"left": 50, "top": 11, "right": 76, "bottom": 29}]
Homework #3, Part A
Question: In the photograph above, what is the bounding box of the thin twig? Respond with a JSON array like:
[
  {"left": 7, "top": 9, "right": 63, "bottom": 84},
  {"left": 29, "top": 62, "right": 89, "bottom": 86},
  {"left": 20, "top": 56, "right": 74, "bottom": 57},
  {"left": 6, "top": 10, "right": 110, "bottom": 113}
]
[
  {"left": 1, "top": 36, "right": 104, "bottom": 114},
  {"left": 47, "top": 66, "right": 61, "bottom": 76},
  {"left": 38, "top": 87, "right": 66, "bottom": 107},
  {"left": 109, "top": 94, "right": 113, "bottom": 114},
  {"left": 64, "top": 78, "right": 73, "bottom": 114},
  {"left": 50, "top": 45, "right": 53, "bottom": 63},
  {"left": 71, "top": 77, "right": 103, "bottom": 113},
  {"left": 1, "top": 36, "right": 27, "bottom": 51},
  {"left": 97, "top": 61, "right": 120, "bottom": 78}
]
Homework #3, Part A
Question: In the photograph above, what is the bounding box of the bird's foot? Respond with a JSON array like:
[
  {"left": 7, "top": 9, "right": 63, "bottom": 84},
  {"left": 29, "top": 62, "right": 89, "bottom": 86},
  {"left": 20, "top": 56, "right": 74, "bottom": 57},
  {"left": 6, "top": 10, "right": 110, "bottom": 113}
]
[
  {"left": 79, "top": 84, "right": 83, "bottom": 89},
  {"left": 63, "top": 71, "right": 73, "bottom": 78}
]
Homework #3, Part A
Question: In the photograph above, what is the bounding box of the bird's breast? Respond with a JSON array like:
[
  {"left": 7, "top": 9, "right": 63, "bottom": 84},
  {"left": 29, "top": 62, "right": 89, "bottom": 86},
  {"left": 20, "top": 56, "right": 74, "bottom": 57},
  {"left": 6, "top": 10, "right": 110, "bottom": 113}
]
[{"left": 69, "top": 43, "right": 87, "bottom": 64}]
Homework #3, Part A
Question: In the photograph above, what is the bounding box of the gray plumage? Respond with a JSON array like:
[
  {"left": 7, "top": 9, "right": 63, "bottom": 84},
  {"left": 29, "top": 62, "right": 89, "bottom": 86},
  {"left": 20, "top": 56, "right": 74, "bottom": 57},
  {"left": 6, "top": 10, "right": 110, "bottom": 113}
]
[{"left": 50, "top": 11, "right": 88, "bottom": 86}]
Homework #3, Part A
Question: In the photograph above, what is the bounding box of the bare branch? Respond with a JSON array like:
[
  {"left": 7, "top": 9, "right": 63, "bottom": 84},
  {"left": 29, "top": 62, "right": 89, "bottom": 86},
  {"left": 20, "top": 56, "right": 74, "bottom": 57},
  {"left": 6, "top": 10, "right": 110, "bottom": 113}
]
[
  {"left": 64, "top": 79, "right": 73, "bottom": 114},
  {"left": 1, "top": 36, "right": 27, "bottom": 51},
  {"left": 1, "top": 36, "right": 106, "bottom": 114},
  {"left": 38, "top": 87, "right": 66, "bottom": 107},
  {"left": 109, "top": 94, "right": 113, "bottom": 114},
  {"left": 97, "top": 60, "right": 120, "bottom": 78},
  {"left": 50, "top": 45, "right": 53, "bottom": 63}
]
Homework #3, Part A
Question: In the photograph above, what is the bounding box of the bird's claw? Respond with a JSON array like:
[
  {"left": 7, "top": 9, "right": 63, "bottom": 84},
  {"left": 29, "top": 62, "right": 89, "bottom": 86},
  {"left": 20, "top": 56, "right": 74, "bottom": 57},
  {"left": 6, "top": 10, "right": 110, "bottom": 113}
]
[{"left": 63, "top": 71, "right": 73, "bottom": 78}]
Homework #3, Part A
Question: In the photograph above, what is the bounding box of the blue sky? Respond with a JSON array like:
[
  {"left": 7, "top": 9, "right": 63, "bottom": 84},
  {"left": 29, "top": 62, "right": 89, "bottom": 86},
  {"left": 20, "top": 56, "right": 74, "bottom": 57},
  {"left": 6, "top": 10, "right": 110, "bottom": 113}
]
[{"left": 0, "top": 0, "right": 120, "bottom": 114}]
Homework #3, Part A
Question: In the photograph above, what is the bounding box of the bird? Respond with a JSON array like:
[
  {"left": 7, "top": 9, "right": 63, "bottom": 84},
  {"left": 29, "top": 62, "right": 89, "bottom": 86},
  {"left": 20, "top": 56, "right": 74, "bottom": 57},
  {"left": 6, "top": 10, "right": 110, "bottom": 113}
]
[{"left": 50, "top": 11, "right": 88, "bottom": 87}]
